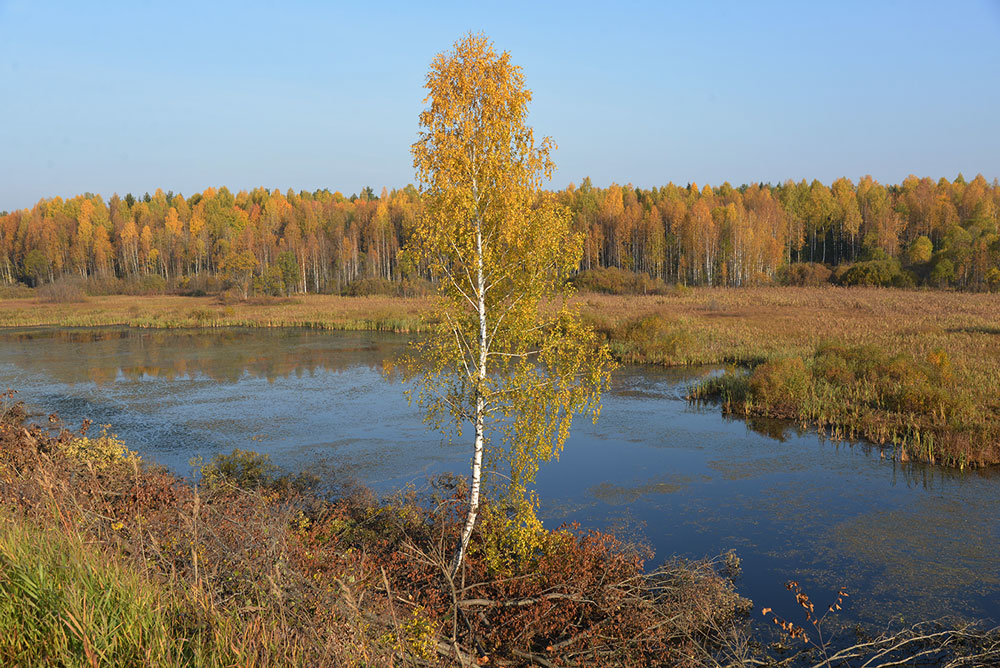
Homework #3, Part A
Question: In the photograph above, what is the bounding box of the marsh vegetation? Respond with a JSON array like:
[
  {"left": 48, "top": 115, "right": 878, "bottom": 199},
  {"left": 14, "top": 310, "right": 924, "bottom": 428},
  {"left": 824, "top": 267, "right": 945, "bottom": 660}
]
[{"left": 3, "top": 284, "right": 1000, "bottom": 467}]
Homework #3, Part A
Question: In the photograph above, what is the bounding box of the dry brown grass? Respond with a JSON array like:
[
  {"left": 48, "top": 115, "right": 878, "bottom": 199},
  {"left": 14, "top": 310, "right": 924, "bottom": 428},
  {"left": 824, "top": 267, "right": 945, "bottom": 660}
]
[
  {"left": 8, "top": 286, "right": 999, "bottom": 344},
  {"left": 580, "top": 289, "right": 1000, "bottom": 431},
  {"left": 577, "top": 286, "right": 1000, "bottom": 368},
  {"left": 0, "top": 293, "right": 434, "bottom": 331}
]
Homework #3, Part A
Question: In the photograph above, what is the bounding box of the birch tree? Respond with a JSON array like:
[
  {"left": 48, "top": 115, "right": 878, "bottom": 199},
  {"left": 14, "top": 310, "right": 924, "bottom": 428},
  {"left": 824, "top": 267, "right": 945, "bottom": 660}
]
[{"left": 404, "top": 34, "right": 612, "bottom": 573}]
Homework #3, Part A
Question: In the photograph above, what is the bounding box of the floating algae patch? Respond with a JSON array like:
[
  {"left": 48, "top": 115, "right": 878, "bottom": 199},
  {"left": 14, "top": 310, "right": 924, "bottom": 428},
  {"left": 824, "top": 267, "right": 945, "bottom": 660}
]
[
  {"left": 707, "top": 454, "right": 813, "bottom": 481},
  {"left": 818, "top": 494, "right": 1000, "bottom": 623},
  {"left": 538, "top": 497, "right": 597, "bottom": 522},
  {"left": 590, "top": 474, "right": 696, "bottom": 505}
]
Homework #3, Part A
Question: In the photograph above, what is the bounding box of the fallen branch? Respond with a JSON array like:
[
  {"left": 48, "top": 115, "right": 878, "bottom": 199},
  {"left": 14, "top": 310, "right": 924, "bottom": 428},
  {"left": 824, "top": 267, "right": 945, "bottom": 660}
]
[{"left": 458, "top": 592, "right": 596, "bottom": 609}]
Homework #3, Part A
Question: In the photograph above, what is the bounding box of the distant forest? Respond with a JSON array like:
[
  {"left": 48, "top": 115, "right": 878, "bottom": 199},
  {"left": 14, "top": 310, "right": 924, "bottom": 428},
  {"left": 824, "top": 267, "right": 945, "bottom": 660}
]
[{"left": 3, "top": 174, "right": 999, "bottom": 295}]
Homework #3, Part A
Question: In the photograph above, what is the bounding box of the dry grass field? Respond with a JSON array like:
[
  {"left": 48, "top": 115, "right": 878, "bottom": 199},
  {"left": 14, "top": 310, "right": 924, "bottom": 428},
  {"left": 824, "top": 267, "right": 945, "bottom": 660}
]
[
  {"left": 6, "top": 287, "right": 999, "bottom": 354},
  {"left": 0, "top": 293, "right": 433, "bottom": 332},
  {"left": 577, "top": 287, "right": 1000, "bottom": 368}
]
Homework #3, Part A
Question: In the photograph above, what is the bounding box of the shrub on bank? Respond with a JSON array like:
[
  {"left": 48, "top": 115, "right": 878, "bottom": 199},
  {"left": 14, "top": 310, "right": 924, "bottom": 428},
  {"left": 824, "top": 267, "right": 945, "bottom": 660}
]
[
  {"left": 0, "top": 284, "right": 34, "bottom": 299},
  {"left": 777, "top": 262, "right": 833, "bottom": 287},
  {"left": 84, "top": 274, "right": 168, "bottom": 296},
  {"left": 571, "top": 267, "right": 675, "bottom": 295},
  {"left": 836, "top": 259, "right": 903, "bottom": 287},
  {"left": 37, "top": 277, "right": 88, "bottom": 303},
  {"left": 176, "top": 273, "right": 224, "bottom": 296},
  {"left": 341, "top": 276, "right": 433, "bottom": 297}
]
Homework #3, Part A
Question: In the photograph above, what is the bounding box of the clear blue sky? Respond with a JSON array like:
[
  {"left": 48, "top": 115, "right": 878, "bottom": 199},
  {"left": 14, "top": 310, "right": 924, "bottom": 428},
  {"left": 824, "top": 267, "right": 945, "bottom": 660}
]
[{"left": 1, "top": 0, "right": 999, "bottom": 211}]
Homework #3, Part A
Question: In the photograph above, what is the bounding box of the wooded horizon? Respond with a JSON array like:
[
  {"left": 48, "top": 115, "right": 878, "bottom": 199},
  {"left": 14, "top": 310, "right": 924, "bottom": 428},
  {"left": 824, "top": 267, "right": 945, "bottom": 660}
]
[{"left": 5, "top": 172, "right": 999, "bottom": 293}]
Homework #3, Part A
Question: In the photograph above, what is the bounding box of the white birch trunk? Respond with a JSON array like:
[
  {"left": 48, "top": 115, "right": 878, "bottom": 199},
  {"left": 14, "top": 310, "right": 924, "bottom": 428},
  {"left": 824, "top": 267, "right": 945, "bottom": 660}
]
[{"left": 452, "top": 222, "right": 487, "bottom": 574}]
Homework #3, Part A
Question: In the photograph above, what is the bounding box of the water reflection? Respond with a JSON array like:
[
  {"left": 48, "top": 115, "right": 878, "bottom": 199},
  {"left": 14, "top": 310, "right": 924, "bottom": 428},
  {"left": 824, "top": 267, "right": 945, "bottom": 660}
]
[
  {"left": 744, "top": 415, "right": 796, "bottom": 441},
  {"left": 7, "top": 327, "right": 397, "bottom": 384}
]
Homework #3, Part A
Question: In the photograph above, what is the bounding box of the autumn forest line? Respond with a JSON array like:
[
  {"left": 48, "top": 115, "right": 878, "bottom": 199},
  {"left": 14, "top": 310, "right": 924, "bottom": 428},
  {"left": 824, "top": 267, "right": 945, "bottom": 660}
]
[{"left": 4, "top": 173, "right": 1000, "bottom": 296}]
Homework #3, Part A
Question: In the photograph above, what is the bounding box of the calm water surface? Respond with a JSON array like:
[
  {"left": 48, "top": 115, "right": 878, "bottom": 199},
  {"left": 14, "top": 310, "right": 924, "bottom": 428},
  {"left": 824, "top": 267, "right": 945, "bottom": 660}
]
[{"left": 5, "top": 327, "right": 999, "bottom": 627}]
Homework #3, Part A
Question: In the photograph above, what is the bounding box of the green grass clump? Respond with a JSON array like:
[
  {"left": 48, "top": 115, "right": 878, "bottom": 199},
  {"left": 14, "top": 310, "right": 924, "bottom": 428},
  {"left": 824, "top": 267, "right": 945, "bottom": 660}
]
[
  {"left": 194, "top": 448, "right": 316, "bottom": 493},
  {"left": 0, "top": 521, "right": 233, "bottom": 667}
]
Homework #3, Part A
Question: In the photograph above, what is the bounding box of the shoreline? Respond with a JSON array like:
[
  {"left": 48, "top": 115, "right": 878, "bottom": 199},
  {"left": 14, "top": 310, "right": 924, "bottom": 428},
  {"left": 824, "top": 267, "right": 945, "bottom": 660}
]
[
  {"left": 4, "top": 287, "right": 1000, "bottom": 466},
  {"left": 2, "top": 388, "right": 999, "bottom": 666}
]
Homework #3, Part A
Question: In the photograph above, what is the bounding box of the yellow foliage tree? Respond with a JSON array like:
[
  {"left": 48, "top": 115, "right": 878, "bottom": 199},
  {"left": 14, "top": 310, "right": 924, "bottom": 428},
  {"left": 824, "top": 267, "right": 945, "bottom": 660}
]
[{"left": 403, "top": 34, "right": 612, "bottom": 573}]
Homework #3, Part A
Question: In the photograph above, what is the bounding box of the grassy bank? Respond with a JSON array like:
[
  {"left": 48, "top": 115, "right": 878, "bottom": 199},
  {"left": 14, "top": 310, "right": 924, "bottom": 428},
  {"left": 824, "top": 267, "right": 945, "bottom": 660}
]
[
  {"left": 4, "top": 286, "right": 1000, "bottom": 465},
  {"left": 5, "top": 287, "right": 1000, "bottom": 362},
  {"left": 0, "top": 522, "right": 250, "bottom": 665},
  {"left": 0, "top": 403, "right": 750, "bottom": 666}
]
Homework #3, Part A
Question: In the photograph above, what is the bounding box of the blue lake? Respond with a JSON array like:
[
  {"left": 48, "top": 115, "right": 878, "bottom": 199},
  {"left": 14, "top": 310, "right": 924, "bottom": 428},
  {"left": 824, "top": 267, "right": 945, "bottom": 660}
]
[{"left": 5, "top": 327, "right": 998, "bottom": 628}]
